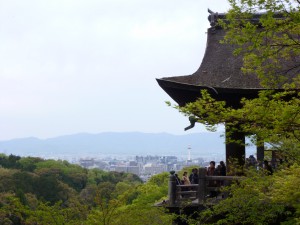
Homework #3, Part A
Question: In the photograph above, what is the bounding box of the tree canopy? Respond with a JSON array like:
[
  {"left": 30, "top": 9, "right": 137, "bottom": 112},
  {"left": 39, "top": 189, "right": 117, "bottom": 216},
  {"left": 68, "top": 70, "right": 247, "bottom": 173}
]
[
  {"left": 169, "top": 0, "right": 300, "bottom": 224},
  {"left": 0, "top": 154, "right": 172, "bottom": 224},
  {"left": 224, "top": 0, "right": 300, "bottom": 89}
]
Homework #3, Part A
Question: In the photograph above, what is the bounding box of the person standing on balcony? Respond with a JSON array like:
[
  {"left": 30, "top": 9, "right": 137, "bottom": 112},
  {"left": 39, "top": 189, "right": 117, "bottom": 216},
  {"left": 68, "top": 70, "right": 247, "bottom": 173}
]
[
  {"left": 207, "top": 161, "right": 217, "bottom": 176},
  {"left": 189, "top": 168, "right": 199, "bottom": 184},
  {"left": 182, "top": 171, "right": 190, "bottom": 185},
  {"left": 219, "top": 161, "right": 226, "bottom": 176},
  {"left": 175, "top": 174, "right": 181, "bottom": 185},
  {"left": 207, "top": 161, "right": 218, "bottom": 197}
]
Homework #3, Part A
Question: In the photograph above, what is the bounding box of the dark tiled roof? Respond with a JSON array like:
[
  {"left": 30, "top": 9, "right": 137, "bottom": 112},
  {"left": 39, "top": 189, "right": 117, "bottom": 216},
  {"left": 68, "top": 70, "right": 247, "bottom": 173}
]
[
  {"left": 159, "top": 27, "right": 261, "bottom": 89},
  {"left": 156, "top": 11, "right": 299, "bottom": 107}
]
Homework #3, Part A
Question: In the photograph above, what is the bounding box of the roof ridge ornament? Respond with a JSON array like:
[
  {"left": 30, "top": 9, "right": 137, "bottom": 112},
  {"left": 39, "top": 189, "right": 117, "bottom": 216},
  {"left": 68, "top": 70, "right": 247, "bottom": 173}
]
[{"left": 208, "top": 8, "right": 219, "bottom": 28}]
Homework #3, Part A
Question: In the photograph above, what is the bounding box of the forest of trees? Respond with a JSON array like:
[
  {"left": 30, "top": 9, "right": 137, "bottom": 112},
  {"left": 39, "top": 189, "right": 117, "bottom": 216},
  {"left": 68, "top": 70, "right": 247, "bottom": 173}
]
[
  {"left": 2, "top": 153, "right": 300, "bottom": 224},
  {"left": 0, "top": 154, "right": 173, "bottom": 224}
]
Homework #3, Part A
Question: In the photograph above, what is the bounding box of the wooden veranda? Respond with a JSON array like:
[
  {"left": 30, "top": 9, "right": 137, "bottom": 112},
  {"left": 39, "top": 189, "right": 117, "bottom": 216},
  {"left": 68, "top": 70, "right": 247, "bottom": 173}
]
[{"left": 165, "top": 168, "right": 242, "bottom": 208}]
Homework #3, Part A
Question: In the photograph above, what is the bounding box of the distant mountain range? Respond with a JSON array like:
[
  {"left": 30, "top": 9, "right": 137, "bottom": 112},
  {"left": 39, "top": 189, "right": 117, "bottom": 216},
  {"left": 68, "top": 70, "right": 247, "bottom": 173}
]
[{"left": 0, "top": 132, "right": 228, "bottom": 159}]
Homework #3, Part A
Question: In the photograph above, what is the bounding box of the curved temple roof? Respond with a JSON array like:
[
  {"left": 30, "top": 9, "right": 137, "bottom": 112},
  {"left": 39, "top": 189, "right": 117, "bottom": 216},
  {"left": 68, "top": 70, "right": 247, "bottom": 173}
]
[
  {"left": 160, "top": 27, "right": 262, "bottom": 89},
  {"left": 156, "top": 10, "right": 296, "bottom": 108}
]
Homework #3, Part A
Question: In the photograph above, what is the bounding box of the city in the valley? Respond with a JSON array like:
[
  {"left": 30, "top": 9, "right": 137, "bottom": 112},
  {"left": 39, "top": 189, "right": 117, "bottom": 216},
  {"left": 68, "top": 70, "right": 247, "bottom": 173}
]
[{"left": 76, "top": 154, "right": 224, "bottom": 182}]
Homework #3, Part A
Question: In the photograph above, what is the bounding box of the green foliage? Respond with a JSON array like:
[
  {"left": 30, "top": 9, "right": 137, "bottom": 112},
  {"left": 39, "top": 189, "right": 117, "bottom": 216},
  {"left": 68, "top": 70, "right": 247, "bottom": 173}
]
[
  {"left": 177, "top": 89, "right": 300, "bottom": 159},
  {"left": 171, "top": 1, "right": 300, "bottom": 153},
  {"left": 0, "top": 154, "right": 167, "bottom": 224},
  {"left": 196, "top": 165, "right": 300, "bottom": 224},
  {"left": 106, "top": 174, "right": 172, "bottom": 225},
  {"left": 86, "top": 182, "right": 122, "bottom": 225},
  {"left": 133, "top": 172, "right": 169, "bottom": 205},
  {"left": 176, "top": 90, "right": 228, "bottom": 131},
  {"left": 86, "top": 172, "right": 172, "bottom": 225},
  {"left": 166, "top": 1, "right": 300, "bottom": 223},
  {"left": 223, "top": 0, "right": 300, "bottom": 89},
  {"left": 0, "top": 193, "right": 27, "bottom": 224},
  {"left": 147, "top": 171, "right": 169, "bottom": 187},
  {"left": 0, "top": 154, "right": 21, "bottom": 169},
  {"left": 18, "top": 157, "right": 43, "bottom": 172},
  {"left": 35, "top": 159, "right": 88, "bottom": 192},
  {"left": 112, "top": 205, "right": 173, "bottom": 225},
  {"left": 86, "top": 168, "right": 141, "bottom": 186}
]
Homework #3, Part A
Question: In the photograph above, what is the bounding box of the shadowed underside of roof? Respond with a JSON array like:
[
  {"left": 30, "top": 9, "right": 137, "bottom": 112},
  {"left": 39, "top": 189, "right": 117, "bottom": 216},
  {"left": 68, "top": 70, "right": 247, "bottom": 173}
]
[{"left": 156, "top": 78, "right": 260, "bottom": 107}]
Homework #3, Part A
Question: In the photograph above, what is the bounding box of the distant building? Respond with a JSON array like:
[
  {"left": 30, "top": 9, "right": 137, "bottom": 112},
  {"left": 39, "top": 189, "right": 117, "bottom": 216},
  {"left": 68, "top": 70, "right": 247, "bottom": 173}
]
[
  {"left": 94, "top": 160, "right": 108, "bottom": 170},
  {"left": 115, "top": 166, "right": 140, "bottom": 175},
  {"left": 143, "top": 163, "right": 166, "bottom": 175},
  {"left": 127, "top": 166, "right": 140, "bottom": 175},
  {"left": 159, "top": 156, "right": 177, "bottom": 164},
  {"left": 79, "top": 158, "right": 95, "bottom": 168},
  {"left": 129, "top": 161, "right": 138, "bottom": 166}
]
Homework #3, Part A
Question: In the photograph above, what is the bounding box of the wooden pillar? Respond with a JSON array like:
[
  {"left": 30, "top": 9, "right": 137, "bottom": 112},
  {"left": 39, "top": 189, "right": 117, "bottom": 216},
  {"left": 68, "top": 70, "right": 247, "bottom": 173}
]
[
  {"left": 198, "top": 168, "right": 207, "bottom": 204},
  {"left": 225, "top": 124, "right": 245, "bottom": 174},
  {"left": 256, "top": 136, "right": 264, "bottom": 166},
  {"left": 168, "top": 171, "right": 176, "bottom": 206}
]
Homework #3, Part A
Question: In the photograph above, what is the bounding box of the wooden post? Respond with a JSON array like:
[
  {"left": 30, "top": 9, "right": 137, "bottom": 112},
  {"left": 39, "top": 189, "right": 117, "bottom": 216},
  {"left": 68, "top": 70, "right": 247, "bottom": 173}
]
[
  {"left": 168, "top": 171, "right": 176, "bottom": 206},
  {"left": 198, "top": 168, "right": 207, "bottom": 204},
  {"left": 257, "top": 135, "right": 264, "bottom": 167},
  {"left": 225, "top": 124, "right": 245, "bottom": 175}
]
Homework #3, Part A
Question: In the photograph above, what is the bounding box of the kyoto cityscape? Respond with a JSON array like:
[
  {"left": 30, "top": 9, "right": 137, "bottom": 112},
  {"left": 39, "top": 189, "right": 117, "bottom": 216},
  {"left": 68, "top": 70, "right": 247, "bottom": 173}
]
[
  {"left": 1, "top": 0, "right": 300, "bottom": 224},
  {"left": 76, "top": 154, "right": 216, "bottom": 182}
]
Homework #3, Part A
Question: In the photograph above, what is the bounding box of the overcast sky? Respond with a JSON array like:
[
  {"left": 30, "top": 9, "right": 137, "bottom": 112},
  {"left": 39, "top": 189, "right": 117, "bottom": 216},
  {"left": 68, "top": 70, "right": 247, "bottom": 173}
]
[{"left": 0, "top": 0, "right": 230, "bottom": 140}]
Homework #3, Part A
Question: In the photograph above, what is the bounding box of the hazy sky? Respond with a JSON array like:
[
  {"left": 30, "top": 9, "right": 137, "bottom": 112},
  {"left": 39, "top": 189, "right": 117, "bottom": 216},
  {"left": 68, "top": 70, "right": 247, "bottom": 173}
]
[{"left": 0, "top": 0, "right": 230, "bottom": 140}]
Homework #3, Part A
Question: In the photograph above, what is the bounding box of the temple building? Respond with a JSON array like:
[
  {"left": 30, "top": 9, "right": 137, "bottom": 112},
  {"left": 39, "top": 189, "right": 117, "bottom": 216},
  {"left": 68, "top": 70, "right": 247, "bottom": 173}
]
[{"left": 156, "top": 10, "right": 295, "bottom": 170}]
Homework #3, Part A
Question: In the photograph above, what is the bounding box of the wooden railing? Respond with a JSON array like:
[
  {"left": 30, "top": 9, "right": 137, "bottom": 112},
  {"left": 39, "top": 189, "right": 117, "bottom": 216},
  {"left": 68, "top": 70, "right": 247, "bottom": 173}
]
[{"left": 168, "top": 168, "right": 242, "bottom": 206}]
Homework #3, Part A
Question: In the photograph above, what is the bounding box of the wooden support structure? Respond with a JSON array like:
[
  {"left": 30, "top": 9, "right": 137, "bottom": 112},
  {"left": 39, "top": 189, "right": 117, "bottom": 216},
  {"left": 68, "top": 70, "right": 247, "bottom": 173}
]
[
  {"left": 160, "top": 168, "right": 244, "bottom": 225},
  {"left": 168, "top": 171, "right": 177, "bottom": 206},
  {"left": 256, "top": 135, "right": 265, "bottom": 166},
  {"left": 225, "top": 124, "right": 245, "bottom": 174},
  {"left": 198, "top": 167, "right": 207, "bottom": 204},
  {"left": 167, "top": 168, "right": 242, "bottom": 207}
]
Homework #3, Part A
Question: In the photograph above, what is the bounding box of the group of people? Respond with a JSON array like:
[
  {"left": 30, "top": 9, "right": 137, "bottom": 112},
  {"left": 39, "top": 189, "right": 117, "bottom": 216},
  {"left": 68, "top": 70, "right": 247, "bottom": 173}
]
[
  {"left": 175, "top": 156, "right": 274, "bottom": 187},
  {"left": 174, "top": 161, "right": 227, "bottom": 198},
  {"left": 207, "top": 160, "right": 226, "bottom": 177},
  {"left": 175, "top": 160, "right": 227, "bottom": 186},
  {"left": 175, "top": 156, "right": 275, "bottom": 185},
  {"left": 246, "top": 155, "right": 274, "bottom": 175},
  {"left": 174, "top": 157, "right": 274, "bottom": 199},
  {"left": 206, "top": 161, "right": 226, "bottom": 197},
  {"left": 175, "top": 169, "right": 198, "bottom": 185}
]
